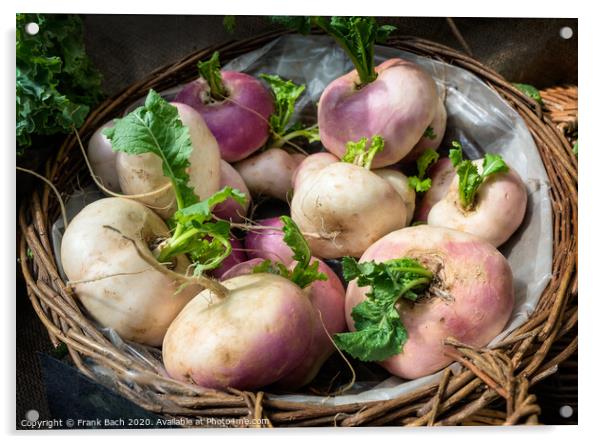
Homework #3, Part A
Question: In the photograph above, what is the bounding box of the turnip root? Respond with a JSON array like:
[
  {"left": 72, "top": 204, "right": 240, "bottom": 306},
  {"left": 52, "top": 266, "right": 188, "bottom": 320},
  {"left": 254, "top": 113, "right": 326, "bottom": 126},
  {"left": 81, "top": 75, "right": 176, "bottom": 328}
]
[
  {"left": 116, "top": 102, "right": 221, "bottom": 218},
  {"left": 427, "top": 144, "right": 527, "bottom": 247},
  {"left": 87, "top": 121, "right": 121, "bottom": 193},
  {"left": 234, "top": 148, "right": 304, "bottom": 201},
  {"left": 213, "top": 160, "right": 251, "bottom": 222},
  {"left": 162, "top": 273, "right": 316, "bottom": 390},
  {"left": 175, "top": 52, "right": 274, "bottom": 162},
  {"left": 275, "top": 259, "right": 346, "bottom": 389},
  {"left": 291, "top": 138, "right": 407, "bottom": 258},
  {"left": 61, "top": 198, "right": 200, "bottom": 346},
  {"left": 373, "top": 169, "right": 416, "bottom": 226},
  {"left": 342, "top": 225, "right": 514, "bottom": 379},
  {"left": 319, "top": 58, "right": 438, "bottom": 168},
  {"left": 404, "top": 97, "right": 447, "bottom": 163},
  {"left": 209, "top": 237, "right": 247, "bottom": 280},
  {"left": 428, "top": 160, "right": 527, "bottom": 247},
  {"left": 244, "top": 217, "right": 294, "bottom": 265},
  {"left": 414, "top": 157, "right": 454, "bottom": 222}
]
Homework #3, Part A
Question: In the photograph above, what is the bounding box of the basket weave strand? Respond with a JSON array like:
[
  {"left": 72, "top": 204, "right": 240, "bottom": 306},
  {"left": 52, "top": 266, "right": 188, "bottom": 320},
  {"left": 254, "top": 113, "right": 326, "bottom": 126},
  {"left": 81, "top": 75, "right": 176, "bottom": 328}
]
[{"left": 18, "top": 30, "right": 577, "bottom": 427}]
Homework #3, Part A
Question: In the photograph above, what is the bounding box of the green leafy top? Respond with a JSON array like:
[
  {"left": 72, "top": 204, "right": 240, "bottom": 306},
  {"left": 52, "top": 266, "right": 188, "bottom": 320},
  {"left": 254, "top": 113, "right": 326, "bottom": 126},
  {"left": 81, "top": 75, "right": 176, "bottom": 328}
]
[
  {"left": 197, "top": 51, "right": 227, "bottom": 101},
  {"left": 104, "top": 90, "right": 198, "bottom": 210},
  {"left": 513, "top": 83, "right": 543, "bottom": 105},
  {"left": 449, "top": 141, "right": 509, "bottom": 210},
  {"left": 271, "top": 16, "right": 396, "bottom": 86},
  {"left": 253, "top": 216, "right": 326, "bottom": 289},
  {"left": 408, "top": 148, "right": 440, "bottom": 193},
  {"left": 259, "top": 74, "right": 320, "bottom": 147},
  {"left": 341, "top": 136, "right": 384, "bottom": 169},
  {"left": 104, "top": 90, "right": 247, "bottom": 274},
  {"left": 16, "top": 13, "right": 103, "bottom": 153},
  {"left": 333, "top": 257, "right": 433, "bottom": 361}
]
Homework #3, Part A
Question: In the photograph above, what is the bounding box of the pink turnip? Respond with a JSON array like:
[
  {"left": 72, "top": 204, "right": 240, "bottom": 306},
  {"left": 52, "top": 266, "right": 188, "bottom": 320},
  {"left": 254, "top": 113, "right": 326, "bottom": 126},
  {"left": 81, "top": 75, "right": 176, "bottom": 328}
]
[
  {"left": 244, "top": 217, "right": 294, "bottom": 265},
  {"left": 174, "top": 52, "right": 274, "bottom": 162},
  {"left": 342, "top": 225, "right": 514, "bottom": 379},
  {"left": 234, "top": 148, "right": 305, "bottom": 201}
]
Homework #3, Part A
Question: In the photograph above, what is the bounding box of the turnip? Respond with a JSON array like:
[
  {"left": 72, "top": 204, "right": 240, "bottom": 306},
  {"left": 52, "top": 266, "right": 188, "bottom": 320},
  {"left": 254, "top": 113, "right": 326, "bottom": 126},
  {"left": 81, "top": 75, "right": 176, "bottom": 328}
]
[
  {"left": 61, "top": 197, "right": 200, "bottom": 346},
  {"left": 244, "top": 217, "right": 294, "bottom": 265},
  {"left": 163, "top": 273, "right": 315, "bottom": 390},
  {"left": 162, "top": 217, "right": 331, "bottom": 390},
  {"left": 174, "top": 52, "right": 274, "bottom": 162},
  {"left": 427, "top": 142, "right": 527, "bottom": 247},
  {"left": 234, "top": 148, "right": 304, "bottom": 201},
  {"left": 213, "top": 160, "right": 251, "bottom": 223},
  {"left": 105, "top": 90, "right": 247, "bottom": 276},
  {"left": 291, "top": 136, "right": 407, "bottom": 258},
  {"left": 115, "top": 101, "right": 221, "bottom": 219},
  {"left": 87, "top": 121, "right": 121, "bottom": 193},
  {"left": 300, "top": 17, "right": 438, "bottom": 167},
  {"left": 336, "top": 225, "right": 514, "bottom": 379}
]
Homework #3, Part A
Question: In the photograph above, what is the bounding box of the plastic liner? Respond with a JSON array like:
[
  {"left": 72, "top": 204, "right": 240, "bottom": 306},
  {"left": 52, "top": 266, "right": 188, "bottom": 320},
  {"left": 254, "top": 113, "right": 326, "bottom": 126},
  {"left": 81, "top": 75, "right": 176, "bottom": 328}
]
[{"left": 51, "top": 35, "right": 552, "bottom": 407}]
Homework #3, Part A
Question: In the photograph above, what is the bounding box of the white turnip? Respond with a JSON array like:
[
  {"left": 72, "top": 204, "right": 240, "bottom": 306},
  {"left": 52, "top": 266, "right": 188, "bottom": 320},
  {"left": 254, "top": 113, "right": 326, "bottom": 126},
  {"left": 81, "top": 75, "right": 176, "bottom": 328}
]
[
  {"left": 427, "top": 144, "right": 527, "bottom": 247},
  {"left": 61, "top": 198, "right": 200, "bottom": 346},
  {"left": 373, "top": 168, "right": 416, "bottom": 226},
  {"left": 291, "top": 137, "right": 407, "bottom": 258}
]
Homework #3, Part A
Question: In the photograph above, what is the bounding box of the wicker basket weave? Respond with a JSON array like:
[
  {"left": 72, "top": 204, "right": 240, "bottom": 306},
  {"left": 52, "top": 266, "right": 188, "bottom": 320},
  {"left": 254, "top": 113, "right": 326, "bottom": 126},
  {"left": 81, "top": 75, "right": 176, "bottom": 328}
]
[{"left": 18, "top": 30, "right": 578, "bottom": 427}]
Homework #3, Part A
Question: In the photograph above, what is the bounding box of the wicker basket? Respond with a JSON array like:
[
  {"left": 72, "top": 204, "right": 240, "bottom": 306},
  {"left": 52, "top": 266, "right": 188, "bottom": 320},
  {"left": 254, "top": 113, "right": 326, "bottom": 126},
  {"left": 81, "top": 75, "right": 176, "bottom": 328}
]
[{"left": 18, "top": 30, "right": 578, "bottom": 427}]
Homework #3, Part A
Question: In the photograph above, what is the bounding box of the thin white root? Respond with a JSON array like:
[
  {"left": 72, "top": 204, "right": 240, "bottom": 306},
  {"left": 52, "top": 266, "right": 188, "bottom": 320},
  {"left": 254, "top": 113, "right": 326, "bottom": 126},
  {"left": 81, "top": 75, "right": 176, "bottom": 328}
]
[{"left": 17, "top": 166, "right": 69, "bottom": 229}]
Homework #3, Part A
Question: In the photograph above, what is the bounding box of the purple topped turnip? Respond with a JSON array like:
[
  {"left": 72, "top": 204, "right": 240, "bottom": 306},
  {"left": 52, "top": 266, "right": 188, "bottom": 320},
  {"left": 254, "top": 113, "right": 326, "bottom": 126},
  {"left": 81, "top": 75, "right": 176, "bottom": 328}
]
[
  {"left": 337, "top": 225, "right": 514, "bottom": 379},
  {"left": 294, "top": 17, "right": 438, "bottom": 167},
  {"left": 427, "top": 142, "right": 527, "bottom": 247},
  {"left": 175, "top": 52, "right": 274, "bottom": 162},
  {"left": 162, "top": 217, "right": 335, "bottom": 390}
]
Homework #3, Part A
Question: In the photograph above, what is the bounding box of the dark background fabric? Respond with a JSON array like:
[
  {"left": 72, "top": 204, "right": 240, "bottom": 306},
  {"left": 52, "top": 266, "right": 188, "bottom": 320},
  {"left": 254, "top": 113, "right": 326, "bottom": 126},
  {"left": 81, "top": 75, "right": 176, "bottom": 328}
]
[{"left": 16, "top": 14, "right": 577, "bottom": 427}]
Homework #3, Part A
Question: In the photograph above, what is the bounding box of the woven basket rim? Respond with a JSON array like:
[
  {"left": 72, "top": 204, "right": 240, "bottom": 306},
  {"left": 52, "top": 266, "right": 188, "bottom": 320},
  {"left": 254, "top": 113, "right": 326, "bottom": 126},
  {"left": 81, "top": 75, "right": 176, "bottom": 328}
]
[{"left": 18, "top": 29, "right": 578, "bottom": 427}]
